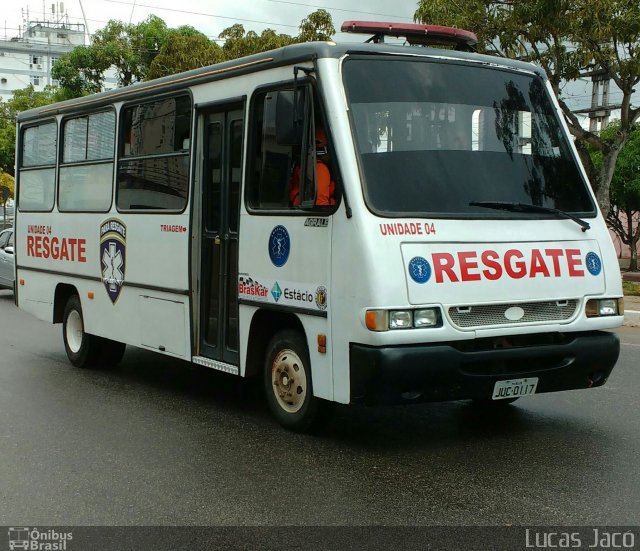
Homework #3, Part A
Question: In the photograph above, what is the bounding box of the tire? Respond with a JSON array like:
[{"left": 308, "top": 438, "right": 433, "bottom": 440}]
[
  {"left": 264, "top": 329, "right": 333, "bottom": 432},
  {"left": 62, "top": 295, "right": 100, "bottom": 368}
]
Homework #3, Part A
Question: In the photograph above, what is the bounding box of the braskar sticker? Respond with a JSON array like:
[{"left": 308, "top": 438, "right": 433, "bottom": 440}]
[
  {"left": 238, "top": 275, "right": 269, "bottom": 301},
  {"left": 100, "top": 219, "right": 127, "bottom": 304}
]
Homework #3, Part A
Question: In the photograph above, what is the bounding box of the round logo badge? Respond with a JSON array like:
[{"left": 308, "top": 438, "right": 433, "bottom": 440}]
[
  {"left": 408, "top": 256, "right": 431, "bottom": 284},
  {"left": 585, "top": 252, "right": 602, "bottom": 276},
  {"left": 315, "top": 286, "right": 328, "bottom": 310},
  {"left": 269, "top": 225, "right": 290, "bottom": 267}
]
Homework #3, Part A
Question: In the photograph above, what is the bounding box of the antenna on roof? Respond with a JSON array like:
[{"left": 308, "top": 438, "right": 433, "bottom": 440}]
[{"left": 341, "top": 21, "right": 477, "bottom": 52}]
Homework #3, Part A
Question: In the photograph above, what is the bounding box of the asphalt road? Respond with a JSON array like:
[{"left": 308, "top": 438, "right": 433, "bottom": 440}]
[{"left": 1, "top": 289, "right": 639, "bottom": 526}]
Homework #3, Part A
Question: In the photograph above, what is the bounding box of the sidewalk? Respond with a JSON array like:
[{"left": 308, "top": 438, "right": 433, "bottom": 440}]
[
  {"left": 619, "top": 260, "right": 640, "bottom": 326},
  {"left": 623, "top": 293, "right": 640, "bottom": 327}
]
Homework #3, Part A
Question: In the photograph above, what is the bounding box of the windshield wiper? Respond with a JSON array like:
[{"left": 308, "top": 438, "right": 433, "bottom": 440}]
[{"left": 469, "top": 201, "right": 591, "bottom": 232}]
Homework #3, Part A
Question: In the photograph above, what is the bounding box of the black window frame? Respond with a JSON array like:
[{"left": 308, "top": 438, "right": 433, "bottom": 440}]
[
  {"left": 245, "top": 78, "right": 339, "bottom": 216},
  {"left": 342, "top": 54, "right": 597, "bottom": 221},
  {"left": 17, "top": 118, "right": 58, "bottom": 213},
  {"left": 116, "top": 91, "right": 193, "bottom": 214},
  {"left": 58, "top": 108, "right": 116, "bottom": 213}
]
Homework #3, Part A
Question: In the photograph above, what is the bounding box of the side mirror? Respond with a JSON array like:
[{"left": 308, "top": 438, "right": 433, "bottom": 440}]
[
  {"left": 4, "top": 246, "right": 13, "bottom": 255},
  {"left": 275, "top": 90, "right": 304, "bottom": 146}
]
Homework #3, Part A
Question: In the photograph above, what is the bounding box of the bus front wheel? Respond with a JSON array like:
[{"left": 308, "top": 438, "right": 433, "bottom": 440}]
[
  {"left": 264, "top": 329, "right": 330, "bottom": 432},
  {"left": 62, "top": 295, "right": 100, "bottom": 368}
]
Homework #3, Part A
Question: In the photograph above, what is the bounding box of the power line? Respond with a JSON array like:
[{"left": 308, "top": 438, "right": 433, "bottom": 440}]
[
  {"left": 264, "top": 0, "right": 412, "bottom": 21},
  {"left": 104, "top": 0, "right": 300, "bottom": 30}
]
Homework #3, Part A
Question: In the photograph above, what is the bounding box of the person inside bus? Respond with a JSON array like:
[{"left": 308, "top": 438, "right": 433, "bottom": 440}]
[{"left": 289, "top": 128, "right": 336, "bottom": 207}]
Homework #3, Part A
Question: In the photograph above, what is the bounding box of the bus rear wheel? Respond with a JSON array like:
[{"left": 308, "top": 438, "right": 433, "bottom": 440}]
[
  {"left": 264, "top": 329, "right": 329, "bottom": 432},
  {"left": 62, "top": 295, "right": 100, "bottom": 368}
]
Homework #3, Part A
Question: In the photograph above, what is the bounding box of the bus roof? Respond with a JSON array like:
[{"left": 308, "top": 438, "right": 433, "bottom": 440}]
[{"left": 17, "top": 40, "right": 543, "bottom": 123}]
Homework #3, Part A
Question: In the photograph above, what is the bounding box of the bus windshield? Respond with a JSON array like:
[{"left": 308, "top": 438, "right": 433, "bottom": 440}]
[{"left": 343, "top": 58, "right": 595, "bottom": 217}]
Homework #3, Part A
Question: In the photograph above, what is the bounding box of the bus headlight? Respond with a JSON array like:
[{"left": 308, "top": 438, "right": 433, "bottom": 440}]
[
  {"left": 414, "top": 308, "right": 440, "bottom": 328},
  {"left": 365, "top": 308, "right": 442, "bottom": 331},
  {"left": 585, "top": 298, "right": 623, "bottom": 317},
  {"left": 389, "top": 310, "right": 413, "bottom": 329}
]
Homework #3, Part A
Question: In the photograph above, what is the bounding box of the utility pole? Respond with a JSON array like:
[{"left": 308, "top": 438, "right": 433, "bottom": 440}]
[
  {"left": 77, "top": 0, "right": 90, "bottom": 44},
  {"left": 573, "top": 69, "right": 620, "bottom": 132},
  {"left": 589, "top": 72, "right": 610, "bottom": 132}
]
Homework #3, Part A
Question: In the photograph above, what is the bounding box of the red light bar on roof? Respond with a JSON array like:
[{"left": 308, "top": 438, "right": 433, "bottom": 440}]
[{"left": 341, "top": 21, "right": 477, "bottom": 51}]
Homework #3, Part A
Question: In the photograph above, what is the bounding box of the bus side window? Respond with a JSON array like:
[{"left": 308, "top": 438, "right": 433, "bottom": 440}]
[
  {"left": 248, "top": 88, "right": 305, "bottom": 210},
  {"left": 18, "top": 122, "right": 57, "bottom": 212},
  {"left": 117, "top": 96, "right": 192, "bottom": 211}
]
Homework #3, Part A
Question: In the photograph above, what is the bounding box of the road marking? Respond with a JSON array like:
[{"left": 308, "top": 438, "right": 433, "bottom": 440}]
[{"left": 620, "top": 342, "right": 640, "bottom": 347}]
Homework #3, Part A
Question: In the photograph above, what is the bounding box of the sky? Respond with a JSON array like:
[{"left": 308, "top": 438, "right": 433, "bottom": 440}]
[
  {"left": 0, "top": 0, "right": 631, "bottom": 114},
  {"left": 1, "top": 0, "right": 419, "bottom": 43}
]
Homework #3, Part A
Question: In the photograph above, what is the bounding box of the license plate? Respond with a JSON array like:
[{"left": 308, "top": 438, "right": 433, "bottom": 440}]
[{"left": 492, "top": 377, "right": 538, "bottom": 400}]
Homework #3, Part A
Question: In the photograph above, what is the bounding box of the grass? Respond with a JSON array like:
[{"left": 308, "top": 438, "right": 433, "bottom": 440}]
[{"left": 623, "top": 281, "right": 640, "bottom": 296}]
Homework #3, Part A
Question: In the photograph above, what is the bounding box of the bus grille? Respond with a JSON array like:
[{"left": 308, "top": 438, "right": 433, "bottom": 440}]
[{"left": 448, "top": 300, "right": 579, "bottom": 329}]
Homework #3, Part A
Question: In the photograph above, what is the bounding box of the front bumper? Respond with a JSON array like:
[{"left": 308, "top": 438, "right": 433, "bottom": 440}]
[{"left": 349, "top": 331, "right": 620, "bottom": 405}]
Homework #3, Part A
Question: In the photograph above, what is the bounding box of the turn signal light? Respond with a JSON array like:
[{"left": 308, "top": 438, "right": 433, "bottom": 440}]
[
  {"left": 317, "top": 334, "right": 326, "bottom": 353},
  {"left": 365, "top": 310, "right": 388, "bottom": 332}
]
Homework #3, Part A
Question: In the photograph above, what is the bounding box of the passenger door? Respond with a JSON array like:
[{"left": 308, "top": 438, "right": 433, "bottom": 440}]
[{"left": 199, "top": 105, "right": 244, "bottom": 365}]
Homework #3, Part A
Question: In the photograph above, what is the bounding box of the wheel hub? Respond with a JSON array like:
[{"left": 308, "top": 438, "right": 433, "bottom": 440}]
[
  {"left": 272, "top": 350, "right": 307, "bottom": 413},
  {"left": 66, "top": 310, "right": 84, "bottom": 354}
]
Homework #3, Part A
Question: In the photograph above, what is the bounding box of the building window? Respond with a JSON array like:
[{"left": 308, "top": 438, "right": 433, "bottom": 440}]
[
  {"left": 31, "top": 76, "right": 40, "bottom": 86},
  {"left": 32, "top": 55, "right": 41, "bottom": 65}
]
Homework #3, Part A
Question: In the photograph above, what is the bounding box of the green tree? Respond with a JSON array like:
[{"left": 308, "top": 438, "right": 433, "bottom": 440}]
[
  {"left": 414, "top": 0, "right": 640, "bottom": 216},
  {"left": 298, "top": 9, "right": 335, "bottom": 42},
  {"left": 217, "top": 10, "right": 334, "bottom": 61},
  {"left": 592, "top": 124, "right": 640, "bottom": 270},
  {"left": 51, "top": 45, "right": 111, "bottom": 97},
  {"left": 52, "top": 11, "right": 336, "bottom": 96},
  {"left": 219, "top": 24, "right": 296, "bottom": 61},
  {"left": 0, "top": 171, "right": 14, "bottom": 201},
  {"left": 147, "top": 30, "right": 224, "bottom": 80},
  {"left": 0, "top": 86, "right": 60, "bottom": 175},
  {"left": 52, "top": 15, "right": 170, "bottom": 96}
]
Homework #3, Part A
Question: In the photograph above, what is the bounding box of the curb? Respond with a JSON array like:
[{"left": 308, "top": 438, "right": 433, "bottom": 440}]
[{"left": 624, "top": 309, "right": 640, "bottom": 327}]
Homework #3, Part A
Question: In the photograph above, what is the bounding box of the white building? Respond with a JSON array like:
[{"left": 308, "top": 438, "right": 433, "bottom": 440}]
[{"left": 0, "top": 9, "right": 117, "bottom": 102}]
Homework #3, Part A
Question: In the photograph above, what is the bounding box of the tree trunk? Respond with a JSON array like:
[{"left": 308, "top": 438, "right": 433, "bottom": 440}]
[
  {"left": 629, "top": 211, "right": 639, "bottom": 272},
  {"left": 595, "top": 146, "right": 622, "bottom": 218}
]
